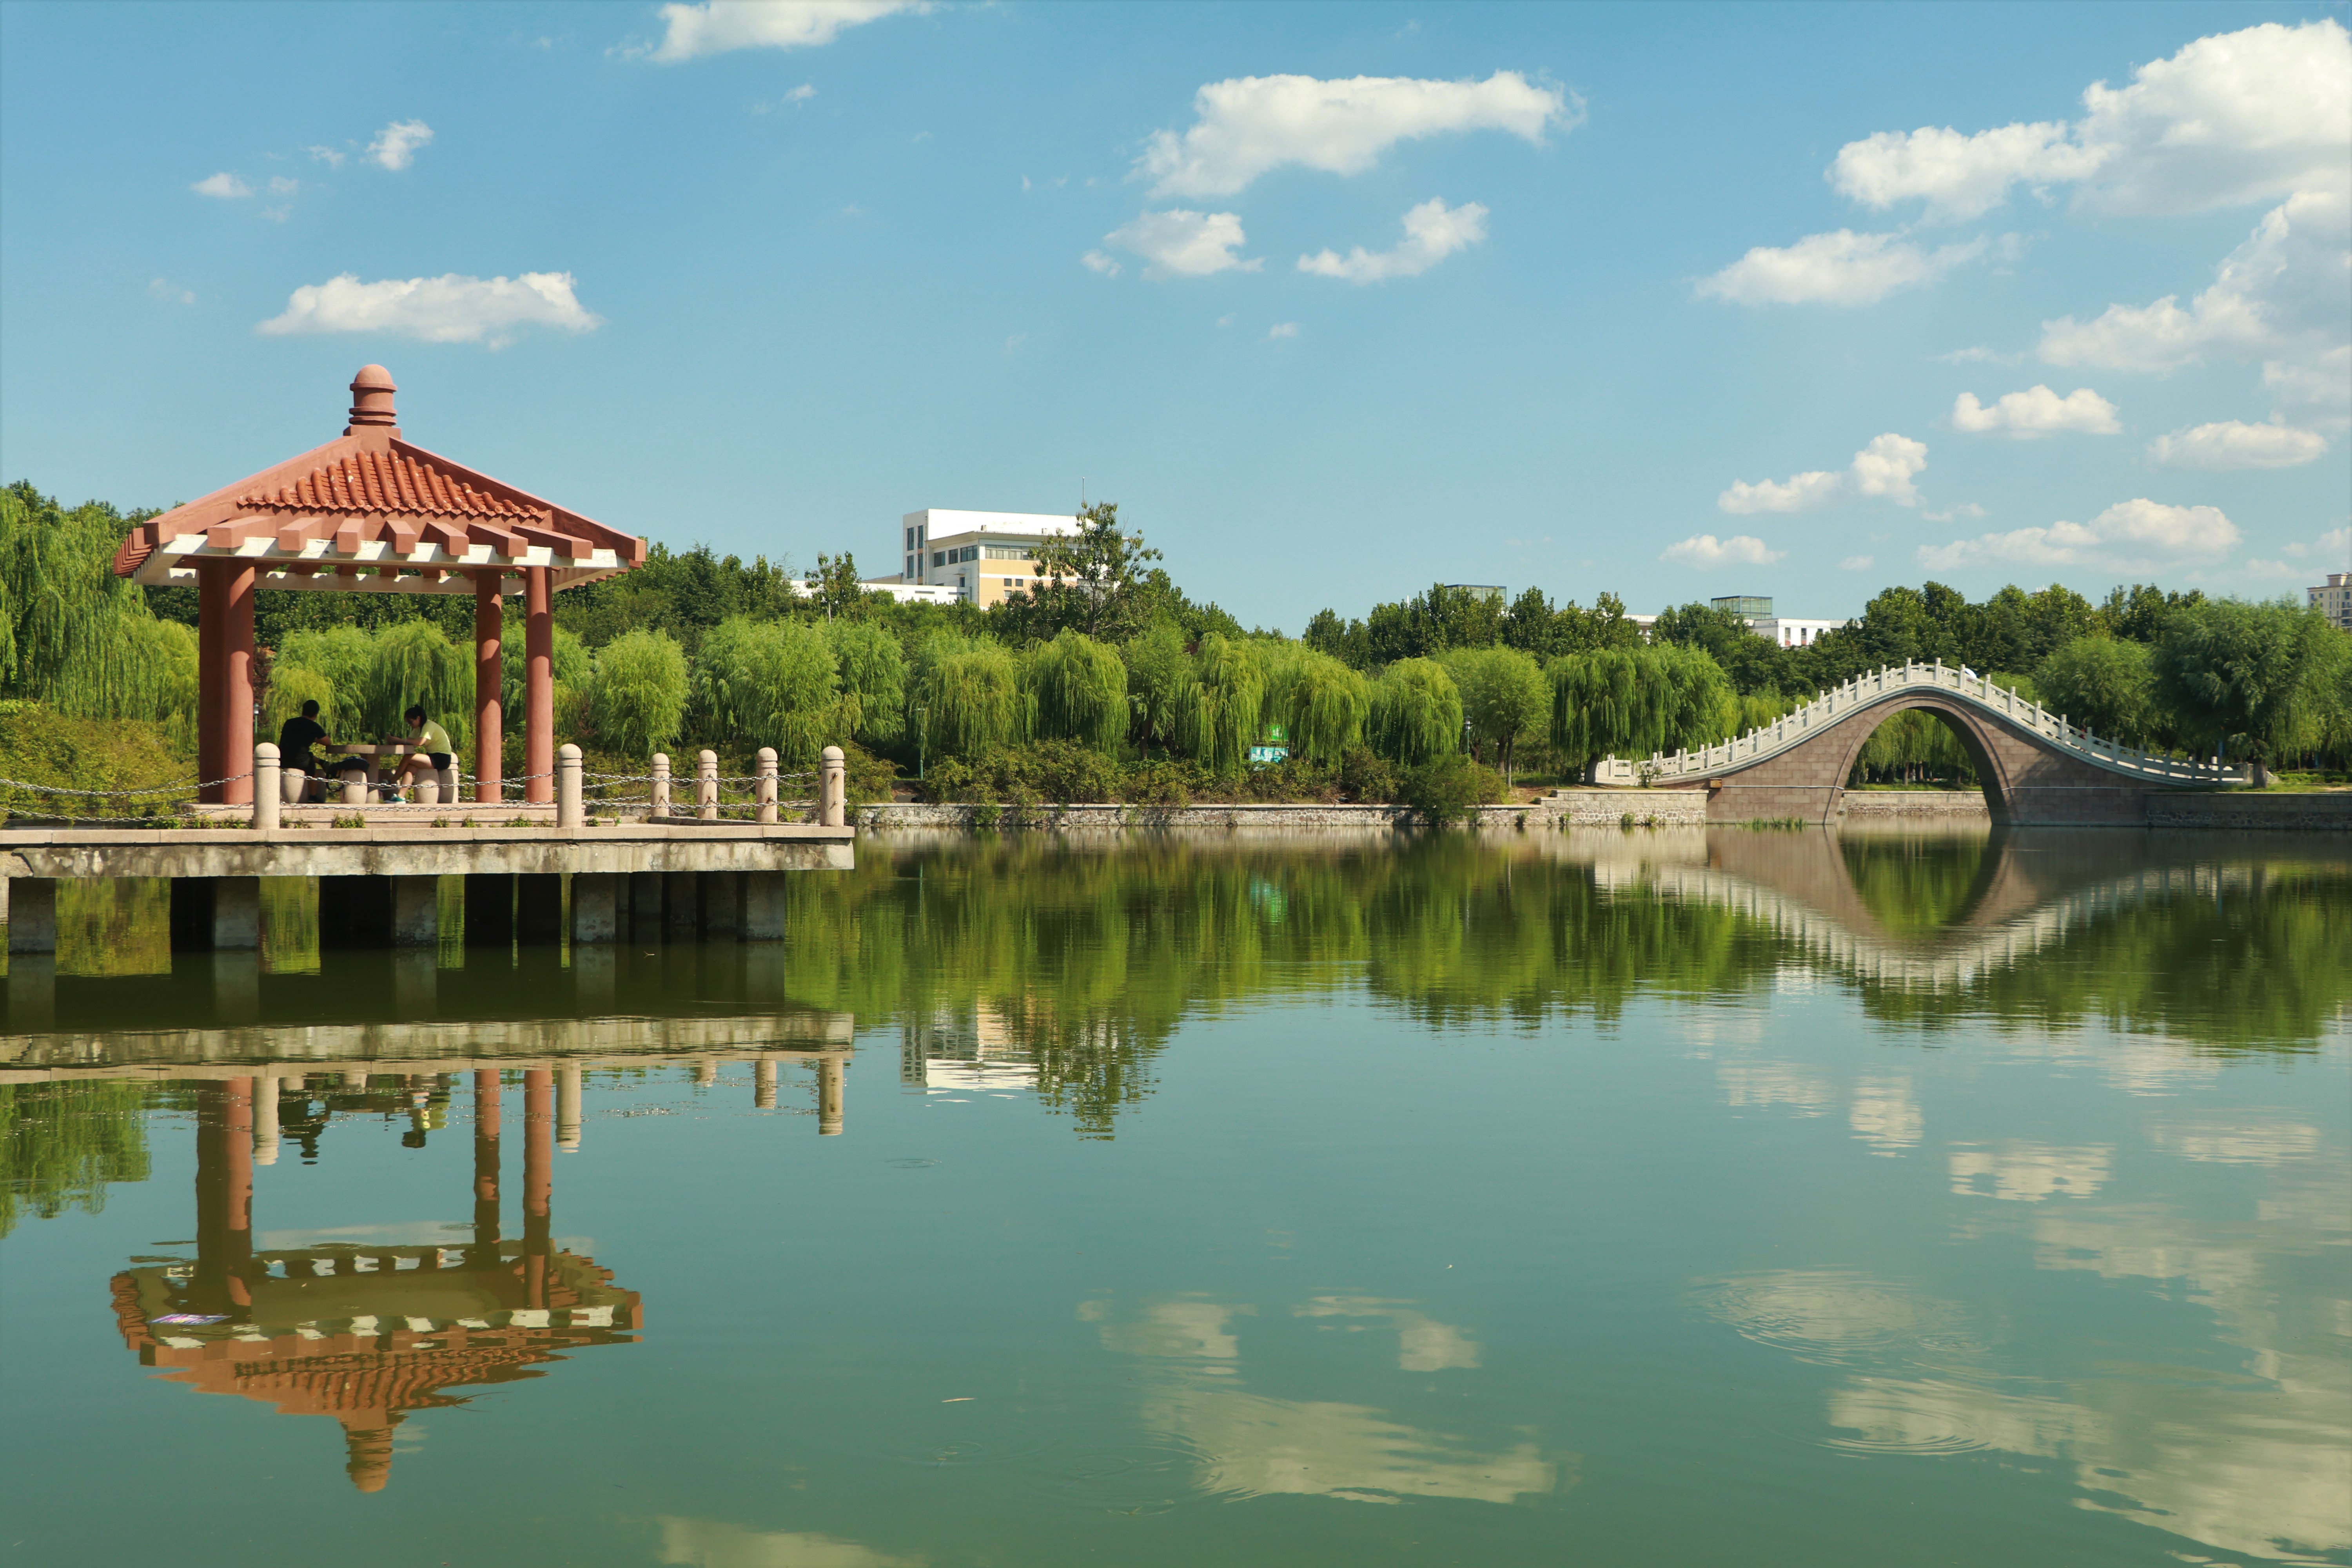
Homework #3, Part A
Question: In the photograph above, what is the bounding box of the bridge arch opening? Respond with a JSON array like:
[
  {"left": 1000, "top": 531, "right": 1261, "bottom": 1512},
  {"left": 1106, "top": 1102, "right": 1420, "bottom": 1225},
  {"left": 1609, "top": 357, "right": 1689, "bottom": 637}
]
[{"left": 1833, "top": 701, "right": 2011, "bottom": 822}]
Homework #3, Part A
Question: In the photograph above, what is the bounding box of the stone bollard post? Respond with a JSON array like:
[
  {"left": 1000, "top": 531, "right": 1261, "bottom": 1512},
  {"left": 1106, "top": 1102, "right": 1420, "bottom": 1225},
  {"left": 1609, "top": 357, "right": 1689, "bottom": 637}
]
[
  {"left": 651, "top": 753, "right": 671, "bottom": 818},
  {"left": 557, "top": 744, "right": 584, "bottom": 829},
  {"left": 820, "top": 745, "right": 846, "bottom": 828},
  {"left": 698, "top": 750, "right": 719, "bottom": 820},
  {"left": 252, "top": 744, "right": 280, "bottom": 831},
  {"left": 756, "top": 747, "right": 779, "bottom": 824}
]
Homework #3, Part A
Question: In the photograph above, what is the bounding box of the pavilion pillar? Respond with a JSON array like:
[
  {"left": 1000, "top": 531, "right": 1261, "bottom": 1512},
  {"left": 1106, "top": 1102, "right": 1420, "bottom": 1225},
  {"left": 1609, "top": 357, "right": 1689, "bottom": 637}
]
[
  {"left": 474, "top": 573, "right": 504, "bottom": 803},
  {"left": 523, "top": 1068, "right": 553, "bottom": 1308},
  {"left": 221, "top": 564, "right": 257, "bottom": 806},
  {"left": 197, "top": 566, "right": 225, "bottom": 803},
  {"left": 470, "top": 1070, "right": 502, "bottom": 1267},
  {"left": 524, "top": 566, "right": 554, "bottom": 804}
]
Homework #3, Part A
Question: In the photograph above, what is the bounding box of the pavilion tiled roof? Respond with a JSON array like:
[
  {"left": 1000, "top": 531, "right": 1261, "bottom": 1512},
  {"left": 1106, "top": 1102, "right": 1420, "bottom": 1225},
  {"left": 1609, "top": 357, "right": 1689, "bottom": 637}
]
[
  {"left": 109, "top": 365, "right": 644, "bottom": 598},
  {"left": 239, "top": 449, "right": 544, "bottom": 523}
]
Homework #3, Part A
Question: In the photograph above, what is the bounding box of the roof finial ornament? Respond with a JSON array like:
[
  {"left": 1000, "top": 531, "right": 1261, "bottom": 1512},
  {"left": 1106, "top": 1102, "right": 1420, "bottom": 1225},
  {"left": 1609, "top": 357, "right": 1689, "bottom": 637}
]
[{"left": 346, "top": 365, "right": 399, "bottom": 434}]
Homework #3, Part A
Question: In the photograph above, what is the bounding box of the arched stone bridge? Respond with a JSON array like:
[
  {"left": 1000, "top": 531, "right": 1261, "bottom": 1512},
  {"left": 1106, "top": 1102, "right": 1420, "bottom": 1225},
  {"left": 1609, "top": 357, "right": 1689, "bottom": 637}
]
[{"left": 1593, "top": 661, "right": 2243, "bottom": 826}]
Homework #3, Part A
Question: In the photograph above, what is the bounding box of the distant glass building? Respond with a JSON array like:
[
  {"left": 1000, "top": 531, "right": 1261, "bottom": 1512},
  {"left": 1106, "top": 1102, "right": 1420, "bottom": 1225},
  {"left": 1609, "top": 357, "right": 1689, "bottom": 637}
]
[{"left": 1711, "top": 595, "right": 1775, "bottom": 619}]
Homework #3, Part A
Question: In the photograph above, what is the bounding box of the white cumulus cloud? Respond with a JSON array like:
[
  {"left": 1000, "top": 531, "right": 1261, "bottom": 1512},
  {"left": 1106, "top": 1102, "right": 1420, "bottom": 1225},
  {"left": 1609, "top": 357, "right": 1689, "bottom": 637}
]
[
  {"left": 1723, "top": 434, "right": 1928, "bottom": 512},
  {"left": 1102, "top": 210, "right": 1260, "bottom": 280},
  {"left": 1951, "top": 385, "right": 2121, "bottom": 437},
  {"left": 1697, "top": 229, "right": 1989, "bottom": 307},
  {"left": 1719, "top": 470, "right": 1844, "bottom": 515},
  {"left": 1138, "top": 71, "right": 1575, "bottom": 198},
  {"left": 646, "top": 0, "right": 918, "bottom": 62},
  {"left": 191, "top": 172, "right": 251, "bottom": 199},
  {"left": 1298, "top": 198, "right": 1488, "bottom": 282},
  {"left": 1920, "top": 498, "right": 2241, "bottom": 570},
  {"left": 367, "top": 120, "right": 434, "bottom": 171},
  {"left": 1850, "top": 433, "right": 1929, "bottom": 505},
  {"left": 2038, "top": 189, "right": 2348, "bottom": 377},
  {"left": 256, "top": 272, "right": 602, "bottom": 346},
  {"left": 1266, "top": 322, "right": 1300, "bottom": 340},
  {"left": 2147, "top": 420, "right": 2327, "bottom": 469},
  {"left": 1080, "top": 250, "right": 1121, "bottom": 278},
  {"left": 1831, "top": 20, "right": 2352, "bottom": 222},
  {"left": 1663, "top": 534, "right": 1786, "bottom": 567},
  {"left": 1839, "top": 555, "right": 1876, "bottom": 571}
]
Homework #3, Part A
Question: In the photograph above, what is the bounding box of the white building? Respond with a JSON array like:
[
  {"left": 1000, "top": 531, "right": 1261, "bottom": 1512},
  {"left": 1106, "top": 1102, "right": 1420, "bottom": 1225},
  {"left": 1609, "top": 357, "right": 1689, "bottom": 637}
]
[
  {"left": 1626, "top": 597, "right": 1848, "bottom": 646},
  {"left": 886, "top": 508, "right": 1084, "bottom": 607},
  {"left": 2311, "top": 572, "right": 2352, "bottom": 633}
]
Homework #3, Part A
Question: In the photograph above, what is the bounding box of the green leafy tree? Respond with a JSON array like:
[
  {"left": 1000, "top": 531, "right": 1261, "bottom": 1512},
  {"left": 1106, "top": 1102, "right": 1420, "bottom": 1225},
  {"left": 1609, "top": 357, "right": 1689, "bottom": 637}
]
[
  {"left": 1369, "top": 657, "right": 1463, "bottom": 766},
  {"left": 805, "top": 552, "right": 868, "bottom": 621},
  {"left": 1439, "top": 645, "right": 1549, "bottom": 783},
  {"left": 2036, "top": 636, "right": 2157, "bottom": 745},
  {"left": 276, "top": 625, "right": 377, "bottom": 738},
  {"left": 1024, "top": 630, "right": 1129, "bottom": 754},
  {"left": 367, "top": 619, "right": 473, "bottom": 749},
  {"left": 591, "top": 628, "right": 690, "bottom": 757},
  {"left": 1014, "top": 503, "right": 1163, "bottom": 643},
  {"left": 2151, "top": 599, "right": 2349, "bottom": 772},
  {"left": 2098, "top": 583, "right": 2205, "bottom": 643}
]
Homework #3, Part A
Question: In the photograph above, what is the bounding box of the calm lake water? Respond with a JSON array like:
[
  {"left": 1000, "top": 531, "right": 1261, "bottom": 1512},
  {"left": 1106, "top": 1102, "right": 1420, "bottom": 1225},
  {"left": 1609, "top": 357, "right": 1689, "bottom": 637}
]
[{"left": 3, "top": 827, "right": 2347, "bottom": 1568}]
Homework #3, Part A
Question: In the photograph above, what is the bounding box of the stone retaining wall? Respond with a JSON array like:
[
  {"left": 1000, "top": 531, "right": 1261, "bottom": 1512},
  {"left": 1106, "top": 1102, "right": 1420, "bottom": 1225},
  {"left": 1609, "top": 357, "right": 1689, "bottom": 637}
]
[
  {"left": 1837, "top": 789, "right": 1991, "bottom": 818},
  {"left": 2143, "top": 791, "right": 2352, "bottom": 830}
]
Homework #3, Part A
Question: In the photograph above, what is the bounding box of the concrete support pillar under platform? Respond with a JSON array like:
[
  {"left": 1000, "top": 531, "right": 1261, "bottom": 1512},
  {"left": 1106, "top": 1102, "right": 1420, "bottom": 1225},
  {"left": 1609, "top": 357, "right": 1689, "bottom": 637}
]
[
  {"left": 517, "top": 874, "right": 563, "bottom": 945},
  {"left": 628, "top": 871, "right": 664, "bottom": 943},
  {"left": 572, "top": 944, "right": 616, "bottom": 1014},
  {"left": 702, "top": 871, "right": 744, "bottom": 936},
  {"left": 6, "top": 954, "right": 55, "bottom": 1031},
  {"left": 391, "top": 949, "right": 437, "bottom": 1020},
  {"left": 171, "top": 877, "right": 261, "bottom": 953},
  {"left": 743, "top": 872, "right": 786, "bottom": 942},
  {"left": 6, "top": 878, "right": 58, "bottom": 955},
  {"left": 465, "top": 874, "right": 514, "bottom": 949},
  {"left": 208, "top": 951, "right": 260, "bottom": 1025},
  {"left": 320, "top": 877, "right": 392, "bottom": 949},
  {"left": 390, "top": 877, "right": 440, "bottom": 948},
  {"left": 817, "top": 1055, "right": 844, "bottom": 1136},
  {"left": 664, "top": 871, "right": 700, "bottom": 936},
  {"left": 557, "top": 1066, "right": 582, "bottom": 1152},
  {"left": 571, "top": 874, "right": 619, "bottom": 945}
]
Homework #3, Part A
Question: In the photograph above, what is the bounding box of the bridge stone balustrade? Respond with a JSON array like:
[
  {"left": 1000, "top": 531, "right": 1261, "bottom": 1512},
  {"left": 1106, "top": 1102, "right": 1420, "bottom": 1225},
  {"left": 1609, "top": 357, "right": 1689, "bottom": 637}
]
[{"left": 1591, "top": 659, "right": 2245, "bottom": 826}]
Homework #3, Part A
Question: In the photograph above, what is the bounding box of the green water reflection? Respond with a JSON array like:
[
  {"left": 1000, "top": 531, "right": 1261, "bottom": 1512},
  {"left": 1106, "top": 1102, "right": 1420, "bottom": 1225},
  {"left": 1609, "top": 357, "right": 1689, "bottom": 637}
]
[{"left": 0, "top": 826, "right": 2345, "bottom": 1566}]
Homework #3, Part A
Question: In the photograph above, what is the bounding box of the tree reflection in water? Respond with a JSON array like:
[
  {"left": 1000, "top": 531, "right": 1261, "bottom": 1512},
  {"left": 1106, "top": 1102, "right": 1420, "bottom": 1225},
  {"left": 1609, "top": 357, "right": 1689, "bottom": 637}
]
[{"left": 779, "top": 828, "right": 2350, "bottom": 1134}]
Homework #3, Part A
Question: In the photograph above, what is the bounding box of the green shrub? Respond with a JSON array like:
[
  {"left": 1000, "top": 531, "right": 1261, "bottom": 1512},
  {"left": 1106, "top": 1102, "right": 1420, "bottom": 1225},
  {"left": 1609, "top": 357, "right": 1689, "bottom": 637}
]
[{"left": 1396, "top": 753, "right": 1505, "bottom": 826}]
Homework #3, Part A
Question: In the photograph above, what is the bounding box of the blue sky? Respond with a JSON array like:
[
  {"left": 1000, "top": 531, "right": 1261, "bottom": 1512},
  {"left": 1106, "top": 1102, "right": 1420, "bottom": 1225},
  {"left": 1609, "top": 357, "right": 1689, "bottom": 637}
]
[{"left": 3, "top": 1, "right": 2346, "bottom": 629}]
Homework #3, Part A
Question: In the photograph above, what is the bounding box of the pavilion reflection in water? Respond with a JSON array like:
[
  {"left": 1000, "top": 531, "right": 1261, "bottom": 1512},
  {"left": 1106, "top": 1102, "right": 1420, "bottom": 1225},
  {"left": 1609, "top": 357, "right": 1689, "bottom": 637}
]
[{"left": 107, "top": 1052, "right": 846, "bottom": 1492}]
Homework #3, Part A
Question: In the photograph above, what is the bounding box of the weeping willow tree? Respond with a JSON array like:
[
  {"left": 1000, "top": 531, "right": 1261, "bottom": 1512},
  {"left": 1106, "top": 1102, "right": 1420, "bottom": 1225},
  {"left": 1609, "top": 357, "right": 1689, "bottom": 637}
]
[
  {"left": 1853, "top": 708, "right": 1980, "bottom": 785},
  {"left": 500, "top": 624, "right": 592, "bottom": 736},
  {"left": 1025, "top": 630, "right": 1128, "bottom": 754},
  {"left": 1437, "top": 645, "right": 1547, "bottom": 782},
  {"left": 275, "top": 626, "right": 376, "bottom": 738},
  {"left": 365, "top": 619, "right": 473, "bottom": 751},
  {"left": 1123, "top": 621, "right": 1194, "bottom": 760},
  {"left": 825, "top": 619, "right": 907, "bottom": 746},
  {"left": 1369, "top": 657, "right": 1462, "bottom": 766},
  {"left": 1263, "top": 643, "right": 1371, "bottom": 764},
  {"left": 1181, "top": 633, "right": 1266, "bottom": 773},
  {"left": 912, "top": 632, "right": 1025, "bottom": 759},
  {"left": 592, "top": 628, "right": 690, "bottom": 756},
  {"left": 693, "top": 617, "right": 840, "bottom": 763},
  {"left": 1549, "top": 644, "right": 1734, "bottom": 778},
  {"left": 0, "top": 484, "right": 193, "bottom": 735}
]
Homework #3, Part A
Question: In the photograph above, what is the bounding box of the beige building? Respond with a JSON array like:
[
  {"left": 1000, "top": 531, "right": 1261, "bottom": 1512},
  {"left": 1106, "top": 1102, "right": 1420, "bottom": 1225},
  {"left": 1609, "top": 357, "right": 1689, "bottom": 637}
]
[
  {"left": 892, "top": 508, "right": 1082, "bottom": 607},
  {"left": 2311, "top": 572, "right": 2351, "bottom": 632}
]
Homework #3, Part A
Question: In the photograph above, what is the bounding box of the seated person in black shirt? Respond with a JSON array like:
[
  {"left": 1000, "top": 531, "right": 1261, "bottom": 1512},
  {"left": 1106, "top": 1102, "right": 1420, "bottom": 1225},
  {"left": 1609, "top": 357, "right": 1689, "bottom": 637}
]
[{"left": 276, "top": 701, "right": 365, "bottom": 800}]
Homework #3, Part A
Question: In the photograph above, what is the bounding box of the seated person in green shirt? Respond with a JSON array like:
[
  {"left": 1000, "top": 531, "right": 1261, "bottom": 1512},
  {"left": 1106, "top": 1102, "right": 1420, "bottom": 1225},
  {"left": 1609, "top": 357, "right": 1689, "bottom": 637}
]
[{"left": 386, "top": 706, "right": 456, "bottom": 799}]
